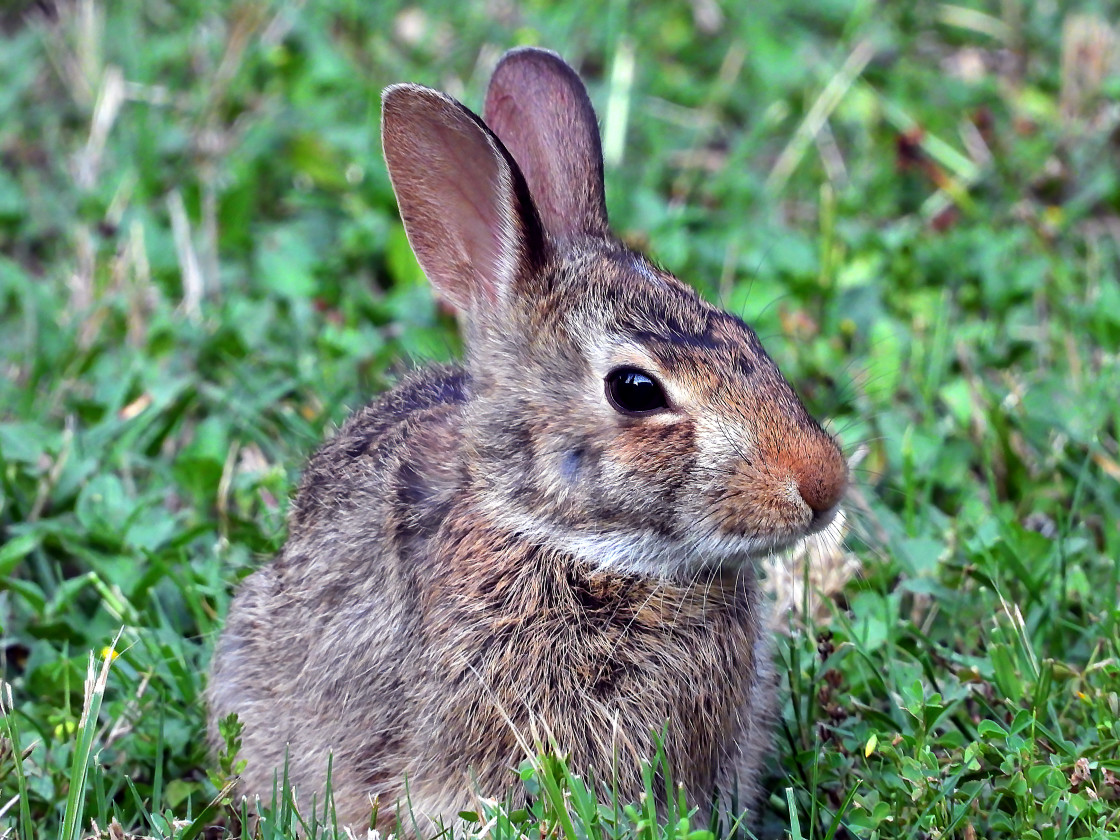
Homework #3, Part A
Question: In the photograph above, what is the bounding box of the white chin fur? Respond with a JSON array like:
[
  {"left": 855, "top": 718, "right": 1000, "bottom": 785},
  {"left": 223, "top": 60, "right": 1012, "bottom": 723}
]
[
  {"left": 487, "top": 506, "right": 846, "bottom": 580},
  {"left": 561, "top": 530, "right": 805, "bottom": 579}
]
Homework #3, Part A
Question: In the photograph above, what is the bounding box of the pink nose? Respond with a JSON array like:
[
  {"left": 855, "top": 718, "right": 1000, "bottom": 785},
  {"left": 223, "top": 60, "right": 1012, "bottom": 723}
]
[{"left": 792, "top": 439, "right": 847, "bottom": 521}]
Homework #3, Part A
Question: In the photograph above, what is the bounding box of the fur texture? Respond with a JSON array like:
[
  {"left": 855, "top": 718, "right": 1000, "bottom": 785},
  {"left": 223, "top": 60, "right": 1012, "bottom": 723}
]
[{"left": 208, "top": 47, "right": 847, "bottom": 834}]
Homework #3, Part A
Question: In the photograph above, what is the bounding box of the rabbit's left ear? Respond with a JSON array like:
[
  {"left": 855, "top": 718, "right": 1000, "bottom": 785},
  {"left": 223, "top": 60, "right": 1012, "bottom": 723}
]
[
  {"left": 381, "top": 83, "right": 545, "bottom": 316},
  {"left": 483, "top": 48, "right": 609, "bottom": 243}
]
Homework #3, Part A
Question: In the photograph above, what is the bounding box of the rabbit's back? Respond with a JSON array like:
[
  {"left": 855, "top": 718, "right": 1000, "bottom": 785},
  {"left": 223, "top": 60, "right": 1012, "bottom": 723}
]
[{"left": 207, "top": 366, "right": 470, "bottom": 820}]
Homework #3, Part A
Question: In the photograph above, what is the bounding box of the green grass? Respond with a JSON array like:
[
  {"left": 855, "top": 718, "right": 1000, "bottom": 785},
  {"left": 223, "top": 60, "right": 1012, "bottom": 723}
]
[{"left": 2, "top": 0, "right": 1119, "bottom": 838}]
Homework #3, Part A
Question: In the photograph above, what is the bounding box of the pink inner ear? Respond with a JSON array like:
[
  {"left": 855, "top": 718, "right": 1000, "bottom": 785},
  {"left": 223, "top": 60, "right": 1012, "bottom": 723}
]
[
  {"left": 483, "top": 48, "right": 608, "bottom": 243},
  {"left": 425, "top": 120, "right": 518, "bottom": 307},
  {"left": 382, "top": 85, "right": 530, "bottom": 314}
]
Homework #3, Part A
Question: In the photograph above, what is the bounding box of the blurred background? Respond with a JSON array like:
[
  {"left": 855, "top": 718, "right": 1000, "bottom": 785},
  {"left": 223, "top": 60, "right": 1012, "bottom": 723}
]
[{"left": 1, "top": 0, "right": 1119, "bottom": 836}]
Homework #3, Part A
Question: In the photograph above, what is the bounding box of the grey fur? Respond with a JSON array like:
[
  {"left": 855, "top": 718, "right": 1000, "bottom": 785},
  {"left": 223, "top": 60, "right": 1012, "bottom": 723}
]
[{"left": 208, "top": 47, "right": 847, "bottom": 835}]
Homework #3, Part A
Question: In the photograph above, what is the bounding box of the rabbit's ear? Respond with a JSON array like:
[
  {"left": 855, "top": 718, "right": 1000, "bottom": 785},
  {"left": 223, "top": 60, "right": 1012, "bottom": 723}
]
[
  {"left": 381, "top": 84, "right": 544, "bottom": 314},
  {"left": 483, "top": 48, "right": 608, "bottom": 242}
]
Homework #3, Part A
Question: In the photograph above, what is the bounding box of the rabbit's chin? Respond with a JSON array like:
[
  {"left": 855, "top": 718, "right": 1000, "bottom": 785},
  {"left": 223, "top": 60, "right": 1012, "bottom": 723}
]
[
  {"left": 567, "top": 532, "right": 819, "bottom": 580},
  {"left": 495, "top": 510, "right": 845, "bottom": 581}
]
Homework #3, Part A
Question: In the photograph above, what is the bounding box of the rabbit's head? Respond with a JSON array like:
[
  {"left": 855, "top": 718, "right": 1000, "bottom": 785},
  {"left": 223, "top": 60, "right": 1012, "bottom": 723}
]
[{"left": 382, "top": 48, "right": 846, "bottom": 579}]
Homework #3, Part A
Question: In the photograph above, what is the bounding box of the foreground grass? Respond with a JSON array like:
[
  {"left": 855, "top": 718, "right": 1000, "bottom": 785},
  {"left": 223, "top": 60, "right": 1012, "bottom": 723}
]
[{"left": 1, "top": 1, "right": 1119, "bottom": 837}]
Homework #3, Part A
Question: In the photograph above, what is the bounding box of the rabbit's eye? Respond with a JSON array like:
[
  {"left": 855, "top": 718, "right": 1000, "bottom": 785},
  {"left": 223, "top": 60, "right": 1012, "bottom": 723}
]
[{"left": 606, "top": 367, "right": 668, "bottom": 415}]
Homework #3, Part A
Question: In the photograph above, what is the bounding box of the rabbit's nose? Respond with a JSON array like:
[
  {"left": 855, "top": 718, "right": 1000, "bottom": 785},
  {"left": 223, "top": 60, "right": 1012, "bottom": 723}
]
[{"left": 793, "top": 438, "right": 848, "bottom": 524}]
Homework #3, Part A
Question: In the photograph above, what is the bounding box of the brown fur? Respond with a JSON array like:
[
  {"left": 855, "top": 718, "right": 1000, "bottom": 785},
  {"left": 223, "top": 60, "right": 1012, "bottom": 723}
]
[{"left": 208, "top": 47, "right": 847, "bottom": 834}]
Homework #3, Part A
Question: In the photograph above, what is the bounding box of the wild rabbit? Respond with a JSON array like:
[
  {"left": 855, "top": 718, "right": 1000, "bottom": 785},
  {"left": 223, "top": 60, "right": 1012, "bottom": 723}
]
[{"left": 208, "top": 46, "right": 847, "bottom": 834}]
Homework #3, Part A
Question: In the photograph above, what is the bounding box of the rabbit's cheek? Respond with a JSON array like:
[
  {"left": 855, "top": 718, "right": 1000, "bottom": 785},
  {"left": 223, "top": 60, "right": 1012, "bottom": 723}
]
[{"left": 608, "top": 418, "right": 697, "bottom": 494}]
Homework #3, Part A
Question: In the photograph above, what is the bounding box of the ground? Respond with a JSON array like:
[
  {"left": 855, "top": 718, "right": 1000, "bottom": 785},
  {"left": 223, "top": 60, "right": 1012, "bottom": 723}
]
[{"left": 1, "top": 1, "right": 1118, "bottom": 838}]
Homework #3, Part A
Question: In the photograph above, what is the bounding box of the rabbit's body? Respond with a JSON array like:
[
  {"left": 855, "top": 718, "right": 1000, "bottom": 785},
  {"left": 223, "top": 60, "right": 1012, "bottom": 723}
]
[
  {"left": 209, "top": 48, "right": 847, "bottom": 833},
  {"left": 213, "top": 355, "right": 775, "bottom": 834}
]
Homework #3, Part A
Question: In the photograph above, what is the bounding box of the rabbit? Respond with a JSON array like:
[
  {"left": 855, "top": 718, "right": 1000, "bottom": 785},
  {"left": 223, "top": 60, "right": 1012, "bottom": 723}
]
[{"left": 207, "top": 46, "right": 848, "bottom": 835}]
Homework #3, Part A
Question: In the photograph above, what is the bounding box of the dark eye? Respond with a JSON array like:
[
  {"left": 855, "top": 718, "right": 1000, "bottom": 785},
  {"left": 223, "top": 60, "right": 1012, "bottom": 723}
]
[{"left": 605, "top": 367, "right": 669, "bottom": 415}]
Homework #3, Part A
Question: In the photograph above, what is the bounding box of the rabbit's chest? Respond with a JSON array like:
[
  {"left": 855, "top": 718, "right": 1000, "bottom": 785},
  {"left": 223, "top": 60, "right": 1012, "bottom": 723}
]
[{"left": 421, "top": 519, "right": 764, "bottom": 794}]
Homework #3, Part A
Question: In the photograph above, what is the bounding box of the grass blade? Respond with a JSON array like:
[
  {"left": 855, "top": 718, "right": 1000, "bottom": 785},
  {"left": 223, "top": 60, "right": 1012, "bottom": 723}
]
[{"left": 60, "top": 630, "right": 121, "bottom": 840}]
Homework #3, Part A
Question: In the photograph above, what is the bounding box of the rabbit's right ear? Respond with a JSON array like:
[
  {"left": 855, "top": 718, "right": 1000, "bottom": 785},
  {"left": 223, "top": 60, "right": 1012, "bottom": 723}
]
[
  {"left": 483, "top": 48, "right": 609, "bottom": 242},
  {"left": 381, "top": 84, "right": 544, "bottom": 314}
]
